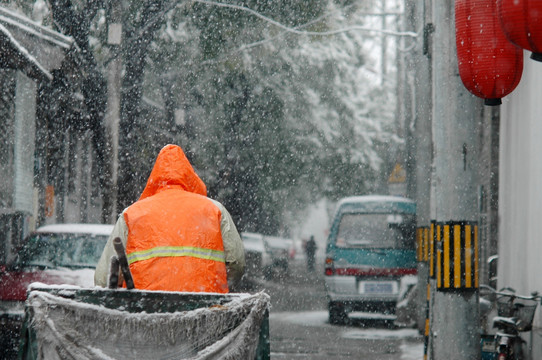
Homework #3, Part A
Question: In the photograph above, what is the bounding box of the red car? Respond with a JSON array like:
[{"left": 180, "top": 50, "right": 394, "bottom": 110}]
[{"left": 0, "top": 223, "right": 112, "bottom": 358}]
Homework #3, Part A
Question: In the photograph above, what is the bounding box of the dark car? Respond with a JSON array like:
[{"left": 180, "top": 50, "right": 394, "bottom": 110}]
[{"left": 0, "top": 223, "right": 112, "bottom": 358}]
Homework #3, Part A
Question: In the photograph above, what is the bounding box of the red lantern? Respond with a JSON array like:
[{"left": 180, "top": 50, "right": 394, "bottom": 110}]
[
  {"left": 455, "top": 0, "right": 523, "bottom": 106},
  {"left": 497, "top": 0, "right": 542, "bottom": 61}
]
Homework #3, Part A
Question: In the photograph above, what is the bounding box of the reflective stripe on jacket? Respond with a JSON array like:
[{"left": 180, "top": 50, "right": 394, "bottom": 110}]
[{"left": 127, "top": 246, "right": 225, "bottom": 264}]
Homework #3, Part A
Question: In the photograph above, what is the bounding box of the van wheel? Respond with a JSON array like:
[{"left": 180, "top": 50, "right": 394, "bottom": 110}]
[{"left": 329, "top": 302, "right": 347, "bottom": 325}]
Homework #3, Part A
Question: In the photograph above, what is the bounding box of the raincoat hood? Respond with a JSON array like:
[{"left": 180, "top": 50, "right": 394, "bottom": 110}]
[{"left": 138, "top": 144, "right": 207, "bottom": 200}]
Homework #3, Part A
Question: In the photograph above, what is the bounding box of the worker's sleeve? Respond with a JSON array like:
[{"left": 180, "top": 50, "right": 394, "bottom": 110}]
[
  {"left": 94, "top": 214, "right": 129, "bottom": 287},
  {"left": 210, "top": 199, "right": 245, "bottom": 289}
]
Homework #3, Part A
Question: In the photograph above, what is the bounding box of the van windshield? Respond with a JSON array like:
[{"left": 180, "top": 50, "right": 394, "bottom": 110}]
[{"left": 335, "top": 212, "right": 415, "bottom": 249}]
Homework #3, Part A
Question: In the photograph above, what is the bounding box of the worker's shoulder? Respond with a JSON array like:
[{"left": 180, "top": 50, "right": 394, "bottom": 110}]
[{"left": 207, "top": 197, "right": 226, "bottom": 211}]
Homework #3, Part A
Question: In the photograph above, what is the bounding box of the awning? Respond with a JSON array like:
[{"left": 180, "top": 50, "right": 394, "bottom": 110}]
[
  {"left": 0, "top": 6, "right": 74, "bottom": 82},
  {"left": 0, "top": 23, "right": 51, "bottom": 81}
]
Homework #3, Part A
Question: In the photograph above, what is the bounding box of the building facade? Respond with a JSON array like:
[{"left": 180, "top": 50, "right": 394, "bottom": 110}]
[
  {"left": 498, "top": 53, "right": 542, "bottom": 358},
  {"left": 0, "top": 6, "right": 106, "bottom": 264}
]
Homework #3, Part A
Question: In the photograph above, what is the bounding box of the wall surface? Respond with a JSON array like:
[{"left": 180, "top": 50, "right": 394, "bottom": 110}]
[
  {"left": 13, "top": 72, "right": 36, "bottom": 214},
  {"left": 0, "top": 69, "right": 16, "bottom": 209},
  {"left": 499, "top": 52, "right": 542, "bottom": 295},
  {"left": 499, "top": 51, "right": 542, "bottom": 358}
]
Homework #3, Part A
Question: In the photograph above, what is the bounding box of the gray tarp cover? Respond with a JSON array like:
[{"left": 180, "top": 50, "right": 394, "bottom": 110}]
[{"left": 26, "top": 290, "right": 270, "bottom": 360}]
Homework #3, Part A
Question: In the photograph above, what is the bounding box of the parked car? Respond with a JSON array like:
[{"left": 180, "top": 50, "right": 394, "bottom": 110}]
[
  {"left": 324, "top": 195, "right": 417, "bottom": 324},
  {"left": 262, "top": 235, "right": 292, "bottom": 277},
  {"left": 241, "top": 232, "right": 271, "bottom": 279},
  {"left": 241, "top": 232, "right": 294, "bottom": 280},
  {"left": 0, "top": 223, "right": 113, "bottom": 358}
]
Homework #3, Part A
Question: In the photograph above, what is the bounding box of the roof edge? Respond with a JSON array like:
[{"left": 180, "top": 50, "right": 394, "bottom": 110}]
[{"left": 0, "top": 6, "right": 73, "bottom": 49}]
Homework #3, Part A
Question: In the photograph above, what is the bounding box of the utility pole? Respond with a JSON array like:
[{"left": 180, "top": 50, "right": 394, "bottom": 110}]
[
  {"left": 404, "top": 0, "right": 433, "bottom": 338},
  {"left": 429, "top": 1, "right": 483, "bottom": 359}
]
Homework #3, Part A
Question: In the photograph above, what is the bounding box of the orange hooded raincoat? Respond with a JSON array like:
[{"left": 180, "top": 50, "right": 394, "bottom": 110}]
[{"left": 94, "top": 144, "right": 245, "bottom": 293}]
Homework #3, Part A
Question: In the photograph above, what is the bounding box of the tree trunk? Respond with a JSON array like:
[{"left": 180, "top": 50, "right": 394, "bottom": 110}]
[{"left": 117, "top": 0, "right": 166, "bottom": 211}]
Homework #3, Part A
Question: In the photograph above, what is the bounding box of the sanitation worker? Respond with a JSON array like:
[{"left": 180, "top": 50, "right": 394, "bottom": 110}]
[{"left": 94, "top": 144, "right": 245, "bottom": 293}]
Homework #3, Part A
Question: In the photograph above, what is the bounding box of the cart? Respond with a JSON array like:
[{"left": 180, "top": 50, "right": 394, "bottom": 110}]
[{"left": 18, "top": 285, "right": 270, "bottom": 360}]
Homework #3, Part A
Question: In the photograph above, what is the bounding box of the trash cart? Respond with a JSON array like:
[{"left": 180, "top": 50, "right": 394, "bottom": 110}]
[{"left": 18, "top": 285, "right": 270, "bottom": 360}]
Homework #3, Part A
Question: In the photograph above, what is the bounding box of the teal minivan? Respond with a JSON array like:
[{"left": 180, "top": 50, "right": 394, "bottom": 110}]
[{"left": 324, "top": 195, "right": 417, "bottom": 324}]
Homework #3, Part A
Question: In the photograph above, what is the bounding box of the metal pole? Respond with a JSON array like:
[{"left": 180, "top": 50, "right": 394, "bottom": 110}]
[
  {"left": 404, "top": 0, "right": 434, "bottom": 334},
  {"left": 429, "top": 1, "right": 483, "bottom": 359}
]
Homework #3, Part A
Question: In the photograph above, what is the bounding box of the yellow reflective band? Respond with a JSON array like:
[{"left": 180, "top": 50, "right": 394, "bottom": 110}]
[
  {"left": 474, "top": 225, "right": 479, "bottom": 288},
  {"left": 424, "top": 227, "right": 429, "bottom": 262},
  {"left": 429, "top": 223, "right": 435, "bottom": 277},
  {"left": 127, "top": 246, "right": 225, "bottom": 264},
  {"left": 454, "top": 224, "right": 461, "bottom": 288},
  {"left": 465, "top": 225, "right": 472, "bottom": 288},
  {"left": 436, "top": 224, "right": 442, "bottom": 289},
  {"left": 443, "top": 225, "right": 450, "bottom": 288}
]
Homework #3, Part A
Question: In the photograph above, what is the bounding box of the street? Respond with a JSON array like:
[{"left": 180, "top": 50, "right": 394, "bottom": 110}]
[
  {"left": 239, "top": 258, "right": 424, "bottom": 359},
  {"left": 1, "top": 0, "right": 541, "bottom": 359}
]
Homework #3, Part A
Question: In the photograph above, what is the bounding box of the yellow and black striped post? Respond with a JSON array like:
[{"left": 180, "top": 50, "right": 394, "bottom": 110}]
[
  {"left": 416, "top": 227, "right": 424, "bottom": 262},
  {"left": 433, "top": 221, "right": 479, "bottom": 291},
  {"left": 416, "top": 226, "right": 430, "bottom": 263},
  {"left": 426, "top": 220, "right": 480, "bottom": 359}
]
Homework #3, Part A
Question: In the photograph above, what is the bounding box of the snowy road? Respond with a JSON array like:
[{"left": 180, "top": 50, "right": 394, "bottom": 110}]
[
  {"left": 240, "top": 258, "right": 424, "bottom": 359},
  {"left": 270, "top": 310, "right": 423, "bottom": 359}
]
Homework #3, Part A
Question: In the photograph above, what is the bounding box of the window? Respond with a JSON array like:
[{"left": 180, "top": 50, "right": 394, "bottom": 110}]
[{"left": 336, "top": 212, "right": 415, "bottom": 249}]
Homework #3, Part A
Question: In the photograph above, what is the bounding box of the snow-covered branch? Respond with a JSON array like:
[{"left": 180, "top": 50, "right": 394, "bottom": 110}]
[{"left": 193, "top": 0, "right": 418, "bottom": 38}]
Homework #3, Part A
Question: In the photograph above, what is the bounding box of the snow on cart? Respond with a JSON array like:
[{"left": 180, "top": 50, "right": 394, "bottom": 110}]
[{"left": 19, "top": 286, "right": 270, "bottom": 359}]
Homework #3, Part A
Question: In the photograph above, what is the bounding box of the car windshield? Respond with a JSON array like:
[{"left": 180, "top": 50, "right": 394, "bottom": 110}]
[
  {"left": 16, "top": 233, "right": 108, "bottom": 269},
  {"left": 335, "top": 212, "right": 415, "bottom": 249}
]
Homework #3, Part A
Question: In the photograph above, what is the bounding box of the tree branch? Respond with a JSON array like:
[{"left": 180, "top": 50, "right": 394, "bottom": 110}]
[{"left": 193, "top": 0, "right": 418, "bottom": 38}]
